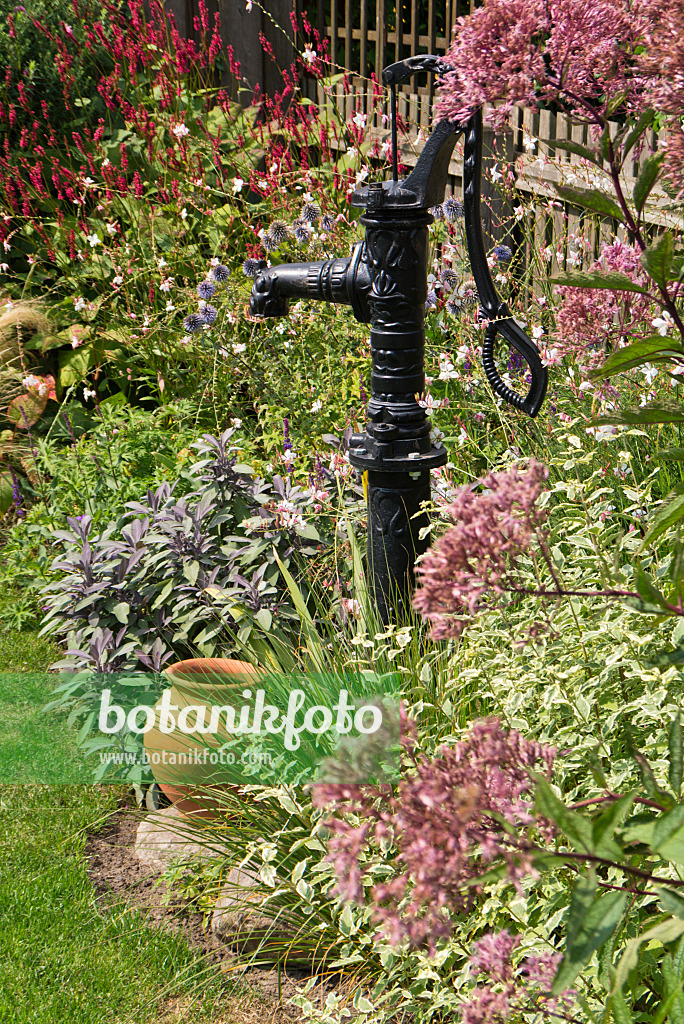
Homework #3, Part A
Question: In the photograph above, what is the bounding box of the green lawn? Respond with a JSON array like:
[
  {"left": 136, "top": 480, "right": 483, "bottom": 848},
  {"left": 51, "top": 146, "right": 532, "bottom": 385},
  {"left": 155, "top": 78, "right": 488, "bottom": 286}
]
[{"left": 0, "top": 631, "right": 252, "bottom": 1023}]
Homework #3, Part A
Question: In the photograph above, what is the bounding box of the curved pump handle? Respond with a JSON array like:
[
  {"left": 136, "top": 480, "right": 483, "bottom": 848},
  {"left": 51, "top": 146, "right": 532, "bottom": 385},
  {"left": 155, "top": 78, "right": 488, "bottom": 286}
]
[
  {"left": 378, "top": 56, "right": 548, "bottom": 417},
  {"left": 461, "top": 111, "right": 548, "bottom": 417}
]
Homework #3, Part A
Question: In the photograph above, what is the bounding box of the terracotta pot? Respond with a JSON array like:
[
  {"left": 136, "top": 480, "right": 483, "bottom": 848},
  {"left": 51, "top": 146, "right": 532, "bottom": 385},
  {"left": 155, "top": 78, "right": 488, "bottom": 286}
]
[{"left": 144, "top": 657, "right": 261, "bottom": 818}]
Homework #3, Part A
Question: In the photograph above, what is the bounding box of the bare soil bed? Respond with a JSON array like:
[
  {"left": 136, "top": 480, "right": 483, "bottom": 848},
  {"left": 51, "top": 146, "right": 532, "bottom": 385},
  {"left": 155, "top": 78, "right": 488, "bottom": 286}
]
[{"left": 84, "top": 798, "right": 348, "bottom": 1021}]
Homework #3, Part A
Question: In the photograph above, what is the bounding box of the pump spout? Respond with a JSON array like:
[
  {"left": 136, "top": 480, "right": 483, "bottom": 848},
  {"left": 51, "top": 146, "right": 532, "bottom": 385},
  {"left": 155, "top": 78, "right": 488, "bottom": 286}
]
[{"left": 249, "top": 241, "right": 371, "bottom": 323}]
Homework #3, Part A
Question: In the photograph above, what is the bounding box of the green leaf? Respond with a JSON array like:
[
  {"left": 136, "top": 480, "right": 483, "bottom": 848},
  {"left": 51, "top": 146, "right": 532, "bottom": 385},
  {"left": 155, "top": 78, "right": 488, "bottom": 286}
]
[
  {"left": 592, "top": 336, "right": 682, "bottom": 378},
  {"left": 654, "top": 449, "right": 684, "bottom": 461},
  {"left": 534, "top": 775, "right": 595, "bottom": 853},
  {"left": 554, "top": 184, "right": 624, "bottom": 221},
  {"left": 0, "top": 472, "right": 13, "bottom": 515},
  {"left": 622, "top": 108, "right": 656, "bottom": 159},
  {"left": 653, "top": 806, "right": 684, "bottom": 865},
  {"left": 670, "top": 714, "right": 683, "bottom": 798},
  {"left": 614, "top": 919, "right": 684, "bottom": 994},
  {"left": 641, "top": 494, "right": 684, "bottom": 548},
  {"left": 553, "top": 874, "right": 626, "bottom": 994},
  {"left": 58, "top": 344, "right": 95, "bottom": 387},
  {"left": 550, "top": 270, "right": 649, "bottom": 294},
  {"left": 183, "top": 560, "right": 199, "bottom": 586},
  {"left": 112, "top": 601, "right": 130, "bottom": 624},
  {"left": 661, "top": 956, "right": 684, "bottom": 1024},
  {"left": 635, "top": 562, "right": 672, "bottom": 611},
  {"left": 592, "top": 404, "right": 684, "bottom": 427},
  {"left": 591, "top": 793, "right": 634, "bottom": 861},
  {"left": 659, "top": 888, "right": 684, "bottom": 920},
  {"left": 255, "top": 608, "right": 272, "bottom": 632},
  {"left": 641, "top": 232, "right": 675, "bottom": 288},
  {"left": 633, "top": 152, "right": 665, "bottom": 213},
  {"left": 612, "top": 990, "right": 635, "bottom": 1024},
  {"left": 552, "top": 139, "right": 603, "bottom": 166}
]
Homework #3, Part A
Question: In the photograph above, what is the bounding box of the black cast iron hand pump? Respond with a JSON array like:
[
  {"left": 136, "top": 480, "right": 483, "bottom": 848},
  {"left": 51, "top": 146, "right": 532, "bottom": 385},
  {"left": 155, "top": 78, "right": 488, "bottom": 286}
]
[{"left": 248, "top": 55, "right": 548, "bottom": 623}]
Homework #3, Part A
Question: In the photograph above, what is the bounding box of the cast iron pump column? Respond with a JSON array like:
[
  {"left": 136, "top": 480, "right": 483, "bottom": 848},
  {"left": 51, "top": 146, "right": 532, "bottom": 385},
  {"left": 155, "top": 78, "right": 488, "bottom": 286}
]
[{"left": 249, "top": 55, "right": 548, "bottom": 623}]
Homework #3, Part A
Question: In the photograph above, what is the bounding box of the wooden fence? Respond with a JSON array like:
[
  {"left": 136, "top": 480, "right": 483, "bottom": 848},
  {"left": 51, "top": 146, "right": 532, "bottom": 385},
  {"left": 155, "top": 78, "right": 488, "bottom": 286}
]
[
  {"left": 170, "top": 0, "right": 669, "bottom": 276},
  {"left": 311, "top": 0, "right": 670, "bottom": 277}
]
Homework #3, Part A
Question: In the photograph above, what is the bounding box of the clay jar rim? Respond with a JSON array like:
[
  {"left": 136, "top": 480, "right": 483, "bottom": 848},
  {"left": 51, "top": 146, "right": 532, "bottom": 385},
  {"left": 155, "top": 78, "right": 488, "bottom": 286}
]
[{"left": 163, "top": 657, "right": 262, "bottom": 698}]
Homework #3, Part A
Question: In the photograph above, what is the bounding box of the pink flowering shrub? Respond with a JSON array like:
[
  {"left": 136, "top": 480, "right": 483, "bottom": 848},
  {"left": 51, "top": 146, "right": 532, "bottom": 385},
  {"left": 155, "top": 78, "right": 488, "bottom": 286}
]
[
  {"left": 460, "top": 933, "right": 575, "bottom": 1024},
  {"left": 313, "top": 717, "right": 556, "bottom": 952},
  {"left": 435, "top": 0, "right": 652, "bottom": 128},
  {"left": 413, "top": 460, "right": 550, "bottom": 638},
  {"left": 554, "top": 239, "right": 655, "bottom": 365}
]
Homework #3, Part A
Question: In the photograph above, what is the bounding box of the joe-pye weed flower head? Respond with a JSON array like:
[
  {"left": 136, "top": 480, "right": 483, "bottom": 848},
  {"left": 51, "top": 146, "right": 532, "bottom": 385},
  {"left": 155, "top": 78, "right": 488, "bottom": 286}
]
[
  {"left": 413, "top": 460, "right": 550, "bottom": 639},
  {"left": 313, "top": 717, "right": 555, "bottom": 952}
]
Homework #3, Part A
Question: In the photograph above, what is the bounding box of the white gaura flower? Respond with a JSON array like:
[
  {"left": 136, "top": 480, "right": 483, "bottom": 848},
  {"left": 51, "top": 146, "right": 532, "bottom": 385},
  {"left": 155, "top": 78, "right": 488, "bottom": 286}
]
[
  {"left": 172, "top": 123, "right": 190, "bottom": 139},
  {"left": 86, "top": 233, "right": 101, "bottom": 247},
  {"left": 302, "top": 46, "right": 316, "bottom": 64},
  {"left": 232, "top": 177, "right": 245, "bottom": 193},
  {"left": 652, "top": 310, "right": 674, "bottom": 336},
  {"left": 311, "top": 399, "right": 323, "bottom": 413}
]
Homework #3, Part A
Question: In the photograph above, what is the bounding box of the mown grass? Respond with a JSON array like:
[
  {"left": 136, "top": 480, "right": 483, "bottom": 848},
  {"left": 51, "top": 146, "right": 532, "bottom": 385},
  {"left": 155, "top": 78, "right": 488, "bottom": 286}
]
[{"left": 0, "top": 631, "right": 268, "bottom": 1023}]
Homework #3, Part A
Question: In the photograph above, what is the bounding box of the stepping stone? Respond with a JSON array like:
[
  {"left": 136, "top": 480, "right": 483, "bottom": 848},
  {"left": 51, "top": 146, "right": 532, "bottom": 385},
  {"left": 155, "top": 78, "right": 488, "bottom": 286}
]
[
  {"left": 210, "top": 865, "right": 276, "bottom": 936},
  {"left": 134, "top": 806, "right": 226, "bottom": 874}
]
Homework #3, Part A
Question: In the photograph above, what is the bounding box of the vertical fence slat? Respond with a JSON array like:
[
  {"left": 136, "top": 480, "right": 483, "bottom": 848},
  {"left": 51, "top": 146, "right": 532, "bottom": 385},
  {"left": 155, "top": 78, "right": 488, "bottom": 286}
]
[
  {"left": 330, "top": 0, "right": 338, "bottom": 69},
  {"left": 395, "top": 0, "right": 403, "bottom": 62},
  {"left": 360, "top": 0, "right": 368, "bottom": 89},
  {"left": 344, "top": 0, "right": 353, "bottom": 76},
  {"left": 375, "top": 0, "right": 386, "bottom": 88},
  {"left": 410, "top": 0, "right": 419, "bottom": 58}
]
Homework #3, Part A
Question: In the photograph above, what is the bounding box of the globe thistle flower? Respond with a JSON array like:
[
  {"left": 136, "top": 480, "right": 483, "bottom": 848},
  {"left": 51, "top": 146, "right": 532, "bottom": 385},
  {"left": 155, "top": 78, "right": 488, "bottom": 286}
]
[
  {"left": 242, "top": 258, "right": 261, "bottom": 277},
  {"left": 446, "top": 296, "right": 463, "bottom": 315},
  {"left": 301, "top": 201, "right": 321, "bottom": 224},
  {"left": 425, "top": 290, "right": 439, "bottom": 310},
  {"left": 440, "top": 267, "right": 459, "bottom": 287},
  {"left": 197, "top": 279, "right": 216, "bottom": 299},
  {"left": 202, "top": 304, "right": 218, "bottom": 325},
  {"left": 493, "top": 244, "right": 513, "bottom": 263},
  {"left": 292, "top": 218, "right": 312, "bottom": 244},
  {"left": 429, "top": 204, "right": 446, "bottom": 221},
  {"left": 261, "top": 233, "right": 280, "bottom": 253},
  {"left": 267, "top": 219, "right": 289, "bottom": 246},
  {"left": 183, "top": 313, "right": 204, "bottom": 333},
  {"left": 320, "top": 213, "right": 336, "bottom": 233},
  {"left": 211, "top": 263, "right": 230, "bottom": 283},
  {"left": 443, "top": 196, "right": 465, "bottom": 220}
]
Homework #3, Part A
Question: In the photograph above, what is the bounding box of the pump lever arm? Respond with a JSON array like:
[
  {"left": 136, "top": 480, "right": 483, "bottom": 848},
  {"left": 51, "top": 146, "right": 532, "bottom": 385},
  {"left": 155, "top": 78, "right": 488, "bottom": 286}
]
[{"left": 462, "top": 110, "right": 548, "bottom": 417}]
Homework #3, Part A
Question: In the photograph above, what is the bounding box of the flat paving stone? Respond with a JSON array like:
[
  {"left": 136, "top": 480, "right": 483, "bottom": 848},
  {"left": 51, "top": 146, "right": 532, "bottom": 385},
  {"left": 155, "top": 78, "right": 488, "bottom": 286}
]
[{"left": 134, "top": 806, "right": 226, "bottom": 874}]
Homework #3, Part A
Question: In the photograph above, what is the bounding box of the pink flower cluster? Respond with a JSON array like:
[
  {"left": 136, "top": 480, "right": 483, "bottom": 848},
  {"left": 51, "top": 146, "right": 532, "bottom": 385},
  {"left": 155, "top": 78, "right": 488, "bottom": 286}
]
[
  {"left": 554, "top": 239, "right": 654, "bottom": 365},
  {"left": 642, "top": 3, "right": 684, "bottom": 193},
  {"left": 460, "top": 931, "right": 576, "bottom": 1023},
  {"left": 412, "top": 460, "right": 549, "bottom": 639},
  {"left": 435, "top": 0, "right": 650, "bottom": 128},
  {"left": 313, "top": 717, "right": 555, "bottom": 952}
]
